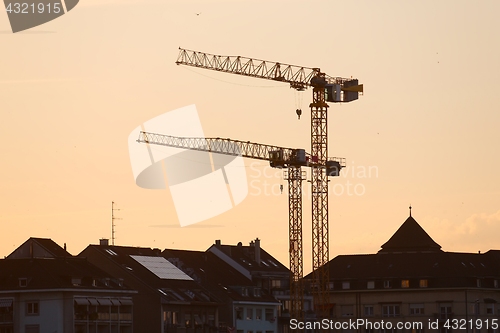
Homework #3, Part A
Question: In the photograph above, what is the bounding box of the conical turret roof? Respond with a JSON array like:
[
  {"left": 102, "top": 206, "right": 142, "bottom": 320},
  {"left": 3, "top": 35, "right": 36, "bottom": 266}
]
[{"left": 379, "top": 215, "right": 442, "bottom": 253}]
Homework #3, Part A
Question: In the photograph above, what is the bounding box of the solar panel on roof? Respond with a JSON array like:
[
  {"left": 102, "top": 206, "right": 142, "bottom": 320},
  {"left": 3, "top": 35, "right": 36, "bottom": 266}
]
[{"left": 130, "top": 255, "right": 193, "bottom": 280}]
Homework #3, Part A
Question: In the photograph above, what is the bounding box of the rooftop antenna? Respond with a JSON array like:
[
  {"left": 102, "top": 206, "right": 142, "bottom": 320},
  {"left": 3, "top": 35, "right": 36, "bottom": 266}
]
[
  {"left": 409, "top": 204, "right": 412, "bottom": 217},
  {"left": 111, "top": 201, "right": 122, "bottom": 246}
]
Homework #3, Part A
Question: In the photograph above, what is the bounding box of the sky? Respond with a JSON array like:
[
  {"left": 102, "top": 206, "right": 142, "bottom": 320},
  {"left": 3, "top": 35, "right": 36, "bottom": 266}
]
[{"left": 1, "top": 0, "right": 499, "bottom": 274}]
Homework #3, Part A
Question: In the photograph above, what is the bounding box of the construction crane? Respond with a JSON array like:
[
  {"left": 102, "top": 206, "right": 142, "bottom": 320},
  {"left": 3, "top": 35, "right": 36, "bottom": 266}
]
[
  {"left": 137, "top": 131, "right": 345, "bottom": 319},
  {"left": 175, "top": 48, "right": 363, "bottom": 316}
]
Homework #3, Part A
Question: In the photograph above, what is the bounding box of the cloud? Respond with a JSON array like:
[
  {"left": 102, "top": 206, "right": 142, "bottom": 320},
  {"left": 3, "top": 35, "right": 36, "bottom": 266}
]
[{"left": 424, "top": 210, "right": 500, "bottom": 252}]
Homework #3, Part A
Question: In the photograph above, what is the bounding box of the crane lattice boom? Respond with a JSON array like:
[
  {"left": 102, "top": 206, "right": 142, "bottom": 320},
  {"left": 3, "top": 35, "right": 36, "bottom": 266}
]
[
  {"left": 176, "top": 48, "right": 356, "bottom": 91},
  {"left": 138, "top": 131, "right": 345, "bottom": 169}
]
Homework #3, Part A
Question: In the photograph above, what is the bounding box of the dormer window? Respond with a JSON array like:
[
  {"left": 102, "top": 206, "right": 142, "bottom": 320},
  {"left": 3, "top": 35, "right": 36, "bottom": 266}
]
[
  {"left": 72, "top": 278, "right": 82, "bottom": 286},
  {"left": 254, "top": 288, "right": 261, "bottom": 297},
  {"left": 19, "top": 278, "right": 28, "bottom": 287},
  {"left": 241, "top": 288, "right": 248, "bottom": 297}
]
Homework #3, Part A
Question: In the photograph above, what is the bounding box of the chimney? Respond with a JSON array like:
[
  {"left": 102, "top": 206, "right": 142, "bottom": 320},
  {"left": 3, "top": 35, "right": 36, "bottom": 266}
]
[
  {"left": 64, "top": 243, "right": 67, "bottom": 251},
  {"left": 215, "top": 240, "right": 221, "bottom": 248},
  {"left": 99, "top": 239, "right": 109, "bottom": 246},
  {"left": 255, "top": 238, "right": 261, "bottom": 264}
]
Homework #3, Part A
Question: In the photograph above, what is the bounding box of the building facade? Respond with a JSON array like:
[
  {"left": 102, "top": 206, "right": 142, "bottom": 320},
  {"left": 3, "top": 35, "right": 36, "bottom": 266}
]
[
  {"left": 79, "top": 240, "right": 220, "bottom": 333},
  {"left": 0, "top": 238, "right": 135, "bottom": 333},
  {"left": 306, "top": 214, "right": 500, "bottom": 333}
]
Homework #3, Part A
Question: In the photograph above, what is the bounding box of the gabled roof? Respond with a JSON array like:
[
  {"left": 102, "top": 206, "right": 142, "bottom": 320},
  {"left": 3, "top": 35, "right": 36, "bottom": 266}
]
[
  {"left": 379, "top": 216, "right": 442, "bottom": 253},
  {"left": 7, "top": 237, "right": 72, "bottom": 259},
  {"left": 0, "top": 257, "right": 129, "bottom": 291},
  {"left": 162, "top": 249, "right": 278, "bottom": 303},
  {"left": 79, "top": 244, "right": 219, "bottom": 305},
  {"left": 207, "top": 240, "right": 289, "bottom": 277}
]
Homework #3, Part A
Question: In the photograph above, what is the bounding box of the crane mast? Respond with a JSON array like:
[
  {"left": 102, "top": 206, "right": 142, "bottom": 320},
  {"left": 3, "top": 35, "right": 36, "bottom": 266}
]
[{"left": 175, "top": 48, "right": 362, "bottom": 318}]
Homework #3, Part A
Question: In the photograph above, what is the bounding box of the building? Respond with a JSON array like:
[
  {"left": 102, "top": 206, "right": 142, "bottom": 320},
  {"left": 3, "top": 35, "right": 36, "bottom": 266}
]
[
  {"left": 0, "top": 238, "right": 135, "bottom": 333},
  {"left": 79, "top": 240, "right": 220, "bottom": 333},
  {"left": 307, "top": 213, "right": 500, "bottom": 332},
  {"left": 207, "top": 239, "right": 308, "bottom": 332},
  {"left": 163, "top": 247, "right": 281, "bottom": 333}
]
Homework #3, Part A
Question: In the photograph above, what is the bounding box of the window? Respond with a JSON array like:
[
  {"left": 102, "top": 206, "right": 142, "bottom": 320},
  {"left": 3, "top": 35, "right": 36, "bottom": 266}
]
[
  {"left": 256, "top": 309, "right": 262, "bottom": 320},
  {"left": 419, "top": 279, "right": 428, "bottom": 287},
  {"left": 268, "top": 260, "right": 278, "bottom": 267},
  {"left": 72, "top": 277, "right": 82, "bottom": 286},
  {"left": 105, "top": 249, "right": 118, "bottom": 256},
  {"left": 0, "top": 299, "right": 13, "bottom": 324},
  {"left": 246, "top": 308, "right": 253, "bottom": 320},
  {"left": 328, "top": 282, "right": 334, "bottom": 290},
  {"left": 342, "top": 282, "right": 350, "bottom": 290},
  {"left": 477, "top": 279, "right": 482, "bottom": 288},
  {"left": 184, "top": 313, "right": 192, "bottom": 328},
  {"left": 494, "top": 280, "right": 499, "bottom": 288},
  {"left": 241, "top": 288, "right": 248, "bottom": 297},
  {"left": 19, "top": 278, "right": 28, "bottom": 288},
  {"left": 236, "top": 308, "right": 243, "bottom": 320},
  {"left": 265, "top": 308, "right": 274, "bottom": 321},
  {"left": 486, "top": 304, "right": 494, "bottom": 315},
  {"left": 439, "top": 303, "right": 452, "bottom": 319},
  {"left": 254, "top": 288, "right": 261, "bottom": 297},
  {"left": 384, "top": 280, "right": 392, "bottom": 289},
  {"left": 271, "top": 280, "right": 281, "bottom": 288},
  {"left": 410, "top": 303, "right": 425, "bottom": 315},
  {"left": 26, "top": 301, "right": 39, "bottom": 316},
  {"left": 401, "top": 280, "right": 410, "bottom": 288},
  {"left": 364, "top": 305, "right": 374, "bottom": 317},
  {"left": 341, "top": 305, "right": 354, "bottom": 317},
  {"left": 367, "top": 281, "right": 375, "bottom": 289},
  {"left": 382, "top": 304, "right": 400, "bottom": 317}
]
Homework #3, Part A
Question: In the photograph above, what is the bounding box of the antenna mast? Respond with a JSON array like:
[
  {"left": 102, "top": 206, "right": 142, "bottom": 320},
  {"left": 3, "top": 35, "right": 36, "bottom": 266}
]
[{"left": 111, "top": 201, "right": 122, "bottom": 245}]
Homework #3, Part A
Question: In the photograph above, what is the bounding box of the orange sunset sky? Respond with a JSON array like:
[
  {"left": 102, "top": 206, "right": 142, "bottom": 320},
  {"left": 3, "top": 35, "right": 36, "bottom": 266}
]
[{"left": 1, "top": 0, "right": 500, "bottom": 274}]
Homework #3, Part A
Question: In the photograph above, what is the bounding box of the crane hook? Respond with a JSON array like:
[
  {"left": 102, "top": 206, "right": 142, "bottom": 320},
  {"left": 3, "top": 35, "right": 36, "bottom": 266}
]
[
  {"left": 280, "top": 184, "right": 283, "bottom": 194},
  {"left": 296, "top": 109, "right": 302, "bottom": 120}
]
